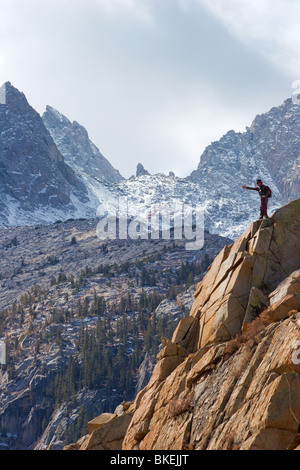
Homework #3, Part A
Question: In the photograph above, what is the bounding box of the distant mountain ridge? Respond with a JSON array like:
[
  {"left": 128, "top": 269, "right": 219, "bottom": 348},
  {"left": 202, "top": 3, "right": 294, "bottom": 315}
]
[
  {"left": 0, "top": 81, "right": 299, "bottom": 239},
  {"left": 42, "top": 105, "right": 123, "bottom": 185},
  {"left": 189, "top": 97, "right": 300, "bottom": 200},
  {"left": 114, "top": 97, "right": 299, "bottom": 238}
]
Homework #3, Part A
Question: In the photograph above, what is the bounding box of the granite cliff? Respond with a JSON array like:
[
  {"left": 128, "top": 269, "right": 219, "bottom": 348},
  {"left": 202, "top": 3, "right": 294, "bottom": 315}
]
[{"left": 66, "top": 198, "right": 300, "bottom": 451}]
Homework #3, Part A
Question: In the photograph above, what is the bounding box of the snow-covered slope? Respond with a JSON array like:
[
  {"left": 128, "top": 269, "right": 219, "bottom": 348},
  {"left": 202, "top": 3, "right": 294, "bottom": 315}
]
[
  {"left": 105, "top": 98, "right": 300, "bottom": 239},
  {"left": 109, "top": 173, "right": 271, "bottom": 240},
  {"left": 0, "top": 81, "right": 299, "bottom": 240},
  {"left": 42, "top": 105, "right": 123, "bottom": 185},
  {"left": 42, "top": 105, "right": 126, "bottom": 219},
  {"left": 0, "top": 82, "right": 100, "bottom": 227}
]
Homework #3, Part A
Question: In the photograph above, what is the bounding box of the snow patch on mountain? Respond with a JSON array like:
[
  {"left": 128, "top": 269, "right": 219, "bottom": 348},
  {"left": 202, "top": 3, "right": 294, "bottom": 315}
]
[
  {"left": 42, "top": 105, "right": 123, "bottom": 185},
  {"left": 1, "top": 82, "right": 299, "bottom": 240}
]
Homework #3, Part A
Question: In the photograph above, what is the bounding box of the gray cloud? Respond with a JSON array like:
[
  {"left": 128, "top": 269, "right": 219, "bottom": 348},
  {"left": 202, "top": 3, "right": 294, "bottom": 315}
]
[{"left": 0, "top": 0, "right": 297, "bottom": 177}]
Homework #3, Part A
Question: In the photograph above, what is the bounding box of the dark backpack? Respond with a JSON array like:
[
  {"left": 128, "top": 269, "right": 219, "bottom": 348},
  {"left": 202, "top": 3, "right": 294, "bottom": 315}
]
[{"left": 264, "top": 185, "right": 272, "bottom": 198}]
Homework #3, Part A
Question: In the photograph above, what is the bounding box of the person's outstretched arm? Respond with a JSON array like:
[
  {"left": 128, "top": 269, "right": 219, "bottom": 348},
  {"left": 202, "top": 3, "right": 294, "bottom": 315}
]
[{"left": 241, "top": 185, "right": 259, "bottom": 191}]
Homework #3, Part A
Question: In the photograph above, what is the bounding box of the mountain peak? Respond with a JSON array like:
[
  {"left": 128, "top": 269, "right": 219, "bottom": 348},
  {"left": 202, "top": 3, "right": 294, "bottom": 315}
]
[
  {"left": 0, "top": 80, "right": 12, "bottom": 93},
  {"left": 136, "top": 163, "right": 150, "bottom": 177},
  {"left": 0, "top": 82, "right": 94, "bottom": 226},
  {"left": 44, "top": 105, "right": 69, "bottom": 124},
  {"left": 43, "top": 105, "right": 124, "bottom": 184},
  {"left": 1, "top": 81, "right": 28, "bottom": 99},
  {"left": 0, "top": 81, "right": 29, "bottom": 109}
]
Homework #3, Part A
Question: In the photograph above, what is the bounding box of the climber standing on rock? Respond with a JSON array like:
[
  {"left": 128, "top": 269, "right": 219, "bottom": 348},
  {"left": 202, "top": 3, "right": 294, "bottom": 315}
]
[{"left": 242, "top": 179, "right": 271, "bottom": 220}]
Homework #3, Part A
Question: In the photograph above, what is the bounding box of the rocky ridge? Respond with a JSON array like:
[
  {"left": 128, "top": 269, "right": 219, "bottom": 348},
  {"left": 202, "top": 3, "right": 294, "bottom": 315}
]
[
  {"left": 1, "top": 81, "right": 299, "bottom": 241},
  {"left": 42, "top": 105, "right": 123, "bottom": 185},
  {"left": 0, "top": 82, "right": 97, "bottom": 227},
  {"left": 189, "top": 97, "right": 300, "bottom": 201},
  {"left": 136, "top": 164, "right": 150, "bottom": 177},
  {"left": 67, "top": 198, "right": 300, "bottom": 450},
  {"left": 100, "top": 97, "right": 300, "bottom": 240}
]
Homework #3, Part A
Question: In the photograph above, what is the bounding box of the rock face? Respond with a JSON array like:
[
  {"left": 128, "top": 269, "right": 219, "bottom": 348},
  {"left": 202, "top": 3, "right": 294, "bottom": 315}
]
[
  {"left": 69, "top": 198, "right": 300, "bottom": 450},
  {"left": 189, "top": 97, "right": 300, "bottom": 204},
  {"left": 64, "top": 402, "right": 134, "bottom": 451},
  {"left": 42, "top": 106, "right": 123, "bottom": 185},
  {"left": 283, "top": 157, "right": 300, "bottom": 201},
  {"left": 122, "top": 316, "right": 300, "bottom": 451},
  {"left": 114, "top": 97, "right": 300, "bottom": 240},
  {"left": 0, "top": 82, "right": 96, "bottom": 226},
  {"left": 135, "top": 352, "right": 156, "bottom": 396},
  {"left": 187, "top": 198, "right": 300, "bottom": 348},
  {"left": 136, "top": 163, "right": 150, "bottom": 177},
  {"left": 1, "top": 82, "right": 299, "bottom": 242}
]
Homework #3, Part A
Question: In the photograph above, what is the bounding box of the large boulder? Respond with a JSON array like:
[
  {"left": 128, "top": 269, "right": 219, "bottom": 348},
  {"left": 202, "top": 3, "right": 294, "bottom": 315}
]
[{"left": 64, "top": 403, "right": 134, "bottom": 451}]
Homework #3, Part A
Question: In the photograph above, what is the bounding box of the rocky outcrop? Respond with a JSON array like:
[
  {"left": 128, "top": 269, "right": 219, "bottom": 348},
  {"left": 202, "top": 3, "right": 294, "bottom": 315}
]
[
  {"left": 42, "top": 106, "right": 123, "bottom": 184},
  {"left": 64, "top": 401, "right": 134, "bottom": 451},
  {"left": 189, "top": 98, "right": 300, "bottom": 205},
  {"left": 186, "top": 198, "right": 300, "bottom": 348},
  {"left": 1, "top": 84, "right": 299, "bottom": 242},
  {"left": 122, "top": 315, "right": 300, "bottom": 450},
  {"left": 135, "top": 352, "right": 156, "bottom": 396},
  {"left": 136, "top": 163, "right": 150, "bottom": 177},
  {"left": 66, "top": 198, "right": 300, "bottom": 450},
  {"left": 0, "top": 82, "right": 97, "bottom": 227}
]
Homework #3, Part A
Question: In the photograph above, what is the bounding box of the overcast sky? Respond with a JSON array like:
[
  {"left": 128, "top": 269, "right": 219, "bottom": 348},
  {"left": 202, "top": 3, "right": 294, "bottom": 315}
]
[{"left": 0, "top": 0, "right": 299, "bottom": 178}]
